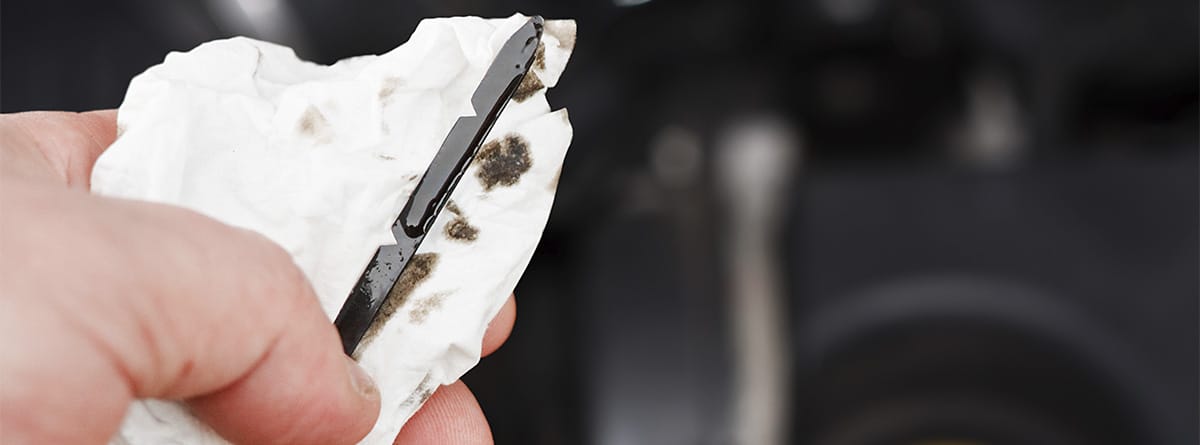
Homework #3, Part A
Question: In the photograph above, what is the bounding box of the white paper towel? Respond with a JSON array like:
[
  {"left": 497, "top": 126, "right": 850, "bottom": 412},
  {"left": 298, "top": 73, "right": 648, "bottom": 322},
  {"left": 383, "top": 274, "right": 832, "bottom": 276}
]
[{"left": 94, "top": 14, "right": 575, "bottom": 444}]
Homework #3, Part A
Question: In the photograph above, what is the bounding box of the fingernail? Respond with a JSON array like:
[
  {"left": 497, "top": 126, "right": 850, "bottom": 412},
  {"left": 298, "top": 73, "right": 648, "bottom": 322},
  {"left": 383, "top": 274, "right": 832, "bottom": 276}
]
[{"left": 345, "top": 357, "right": 379, "bottom": 400}]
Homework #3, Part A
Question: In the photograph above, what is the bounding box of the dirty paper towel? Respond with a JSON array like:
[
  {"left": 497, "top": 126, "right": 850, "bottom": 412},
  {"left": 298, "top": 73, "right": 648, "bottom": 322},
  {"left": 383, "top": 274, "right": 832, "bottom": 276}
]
[{"left": 93, "top": 14, "right": 575, "bottom": 444}]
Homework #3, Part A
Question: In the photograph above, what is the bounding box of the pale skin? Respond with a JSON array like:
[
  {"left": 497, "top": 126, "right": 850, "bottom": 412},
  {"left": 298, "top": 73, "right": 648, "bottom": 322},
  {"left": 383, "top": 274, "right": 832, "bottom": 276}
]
[{"left": 0, "top": 110, "right": 517, "bottom": 444}]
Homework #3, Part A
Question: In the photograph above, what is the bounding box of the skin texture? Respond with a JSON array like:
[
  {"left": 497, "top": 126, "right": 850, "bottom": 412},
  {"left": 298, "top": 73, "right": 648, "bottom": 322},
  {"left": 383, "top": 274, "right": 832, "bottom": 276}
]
[{"left": 0, "top": 110, "right": 514, "bottom": 445}]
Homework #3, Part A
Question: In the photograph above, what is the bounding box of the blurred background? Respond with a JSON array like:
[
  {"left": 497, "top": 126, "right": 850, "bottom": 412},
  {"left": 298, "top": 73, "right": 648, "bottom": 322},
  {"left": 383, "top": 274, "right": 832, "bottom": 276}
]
[{"left": 3, "top": 0, "right": 1197, "bottom": 443}]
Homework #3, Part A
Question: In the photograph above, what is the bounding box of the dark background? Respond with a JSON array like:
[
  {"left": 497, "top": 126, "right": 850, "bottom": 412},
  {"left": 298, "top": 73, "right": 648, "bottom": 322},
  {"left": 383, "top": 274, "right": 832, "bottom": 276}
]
[{"left": 3, "top": 1, "right": 1197, "bottom": 444}]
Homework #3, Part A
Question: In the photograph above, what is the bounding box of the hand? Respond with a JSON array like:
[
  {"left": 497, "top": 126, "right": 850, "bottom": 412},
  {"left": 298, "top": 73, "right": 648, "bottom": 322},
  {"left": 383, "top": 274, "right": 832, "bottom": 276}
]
[{"left": 0, "top": 110, "right": 516, "bottom": 445}]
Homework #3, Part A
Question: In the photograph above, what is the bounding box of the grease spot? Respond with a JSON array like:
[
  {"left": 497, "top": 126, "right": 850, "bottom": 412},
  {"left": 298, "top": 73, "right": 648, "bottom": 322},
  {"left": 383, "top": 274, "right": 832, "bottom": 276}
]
[
  {"left": 400, "top": 375, "right": 436, "bottom": 408},
  {"left": 297, "top": 105, "right": 332, "bottom": 142},
  {"left": 445, "top": 217, "right": 478, "bottom": 242},
  {"left": 512, "top": 71, "right": 544, "bottom": 103},
  {"left": 415, "top": 386, "right": 435, "bottom": 406},
  {"left": 544, "top": 20, "right": 577, "bottom": 50},
  {"left": 476, "top": 133, "right": 533, "bottom": 191},
  {"left": 408, "top": 292, "right": 447, "bottom": 324},
  {"left": 377, "top": 154, "right": 396, "bottom": 161},
  {"left": 442, "top": 200, "right": 478, "bottom": 242},
  {"left": 378, "top": 77, "right": 402, "bottom": 101},
  {"left": 533, "top": 43, "right": 546, "bottom": 71},
  {"left": 353, "top": 253, "right": 439, "bottom": 354}
]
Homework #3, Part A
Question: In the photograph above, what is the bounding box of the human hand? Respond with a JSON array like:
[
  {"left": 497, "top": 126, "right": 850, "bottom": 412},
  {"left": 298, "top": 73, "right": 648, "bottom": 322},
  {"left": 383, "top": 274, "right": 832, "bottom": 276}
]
[{"left": 0, "top": 110, "right": 515, "bottom": 445}]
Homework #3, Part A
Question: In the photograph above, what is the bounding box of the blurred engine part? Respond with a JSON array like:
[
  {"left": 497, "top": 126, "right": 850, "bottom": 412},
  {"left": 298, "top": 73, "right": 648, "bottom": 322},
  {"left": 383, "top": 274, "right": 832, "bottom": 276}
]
[
  {"left": 715, "top": 116, "right": 800, "bottom": 445},
  {"left": 789, "top": 153, "right": 1198, "bottom": 444}
]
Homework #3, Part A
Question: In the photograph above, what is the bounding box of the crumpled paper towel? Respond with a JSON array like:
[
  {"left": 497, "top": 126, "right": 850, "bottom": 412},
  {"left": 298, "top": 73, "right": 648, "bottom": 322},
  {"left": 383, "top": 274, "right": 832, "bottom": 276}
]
[{"left": 93, "top": 14, "right": 575, "bottom": 444}]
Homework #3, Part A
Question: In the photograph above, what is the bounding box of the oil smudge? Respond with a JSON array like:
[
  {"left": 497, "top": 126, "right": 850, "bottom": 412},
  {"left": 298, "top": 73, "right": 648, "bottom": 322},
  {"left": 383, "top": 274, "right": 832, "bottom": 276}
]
[
  {"left": 378, "top": 77, "right": 402, "bottom": 102},
  {"left": 408, "top": 292, "right": 447, "bottom": 324},
  {"left": 441, "top": 200, "right": 479, "bottom": 242},
  {"left": 352, "top": 252, "right": 439, "bottom": 355},
  {"left": 399, "top": 375, "right": 436, "bottom": 409},
  {"left": 544, "top": 20, "right": 577, "bottom": 50},
  {"left": 512, "top": 70, "right": 544, "bottom": 103},
  {"left": 475, "top": 133, "right": 533, "bottom": 191},
  {"left": 445, "top": 217, "right": 478, "bottom": 242},
  {"left": 533, "top": 42, "right": 546, "bottom": 71},
  {"left": 297, "top": 105, "right": 332, "bottom": 143}
]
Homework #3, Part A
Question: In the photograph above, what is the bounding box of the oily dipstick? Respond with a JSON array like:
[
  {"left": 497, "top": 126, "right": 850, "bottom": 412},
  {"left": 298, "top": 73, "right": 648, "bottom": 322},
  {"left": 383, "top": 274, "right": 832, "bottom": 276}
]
[{"left": 337, "top": 17, "right": 544, "bottom": 356}]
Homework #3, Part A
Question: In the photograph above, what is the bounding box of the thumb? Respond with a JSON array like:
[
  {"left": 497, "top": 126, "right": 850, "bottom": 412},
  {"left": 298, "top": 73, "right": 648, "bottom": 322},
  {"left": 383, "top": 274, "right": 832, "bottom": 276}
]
[
  {"left": 185, "top": 246, "right": 382, "bottom": 445},
  {"left": 0, "top": 183, "right": 379, "bottom": 444}
]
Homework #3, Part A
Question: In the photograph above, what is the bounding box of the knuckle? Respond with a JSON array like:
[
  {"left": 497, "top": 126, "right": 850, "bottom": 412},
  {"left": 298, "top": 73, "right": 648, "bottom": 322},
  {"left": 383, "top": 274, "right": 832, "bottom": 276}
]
[
  {"left": 155, "top": 203, "right": 315, "bottom": 317},
  {"left": 239, "top": 230, "right": 314, "bottom": 310}
]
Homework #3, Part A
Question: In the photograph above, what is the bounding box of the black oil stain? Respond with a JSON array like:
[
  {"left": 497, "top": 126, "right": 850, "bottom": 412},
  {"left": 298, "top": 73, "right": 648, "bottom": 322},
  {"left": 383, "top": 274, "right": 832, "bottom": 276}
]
[
  {"left": 297, "top": 105, "right": 331, "bottom": 142},
  {"left": 442, "top": 200, "right": 479, "bottom": 242},
  {"left": 511, "top": 70, "right": 544, "bottom": 103},
  {"left": 377, "top": 154, "right": 396, "bottom": 161},
  {"left": 445, "top": 217, "right": 478, "bottom": 242},
  {"left": 476, "top": 133, "right": 533, "bottom": 191},
  {"left": 408, "top": 292, "right": 447, "bottom": 324},
  {"left": 533, "top": 42, "right": 546, "bottom": 71},
  {"left": 353, "top": 252, "right": 439, "bottom": 354}
]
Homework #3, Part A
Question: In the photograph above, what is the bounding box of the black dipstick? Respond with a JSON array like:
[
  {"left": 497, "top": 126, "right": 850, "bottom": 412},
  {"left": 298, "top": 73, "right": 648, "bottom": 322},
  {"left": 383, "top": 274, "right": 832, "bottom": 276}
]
[{"left": 334, "top": 16, "right": 544, "bottom": 356}]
